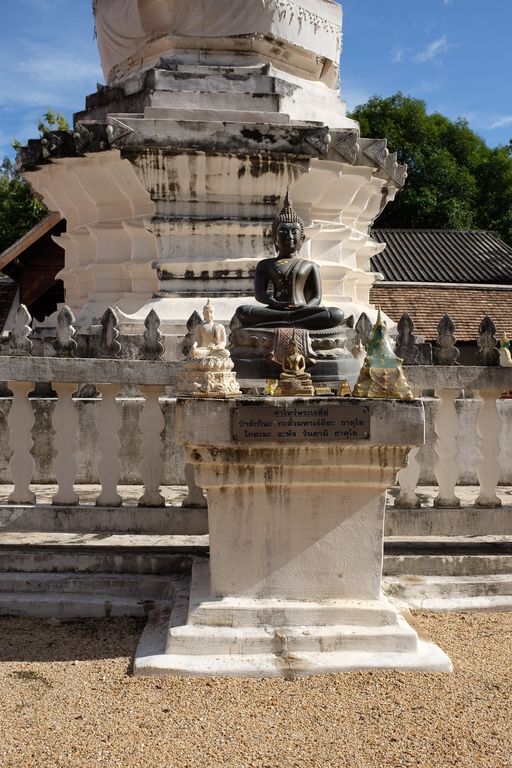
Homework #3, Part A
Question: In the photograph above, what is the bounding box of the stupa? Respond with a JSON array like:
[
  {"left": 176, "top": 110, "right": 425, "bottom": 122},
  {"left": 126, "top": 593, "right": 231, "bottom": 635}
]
[{"left": 17, "top": 0, "right": 406, "bottom": 357}]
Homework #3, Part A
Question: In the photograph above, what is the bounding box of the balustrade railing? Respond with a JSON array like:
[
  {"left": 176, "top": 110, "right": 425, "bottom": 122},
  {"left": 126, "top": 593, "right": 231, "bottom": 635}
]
[
  {"left": 0, "top": 304, "right": 179, "bottom": 509},
  {"left": 393, "top": 310, "right": 512, "bottom": 511},
  {"left": 0, "top": 304, "right": 511, "bottom": 518}
]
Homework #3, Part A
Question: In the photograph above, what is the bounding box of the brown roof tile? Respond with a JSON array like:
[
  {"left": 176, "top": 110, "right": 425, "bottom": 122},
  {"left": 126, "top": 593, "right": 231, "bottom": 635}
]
[{"left": 370, "top": 284, "right": 512, "bottom": 342}]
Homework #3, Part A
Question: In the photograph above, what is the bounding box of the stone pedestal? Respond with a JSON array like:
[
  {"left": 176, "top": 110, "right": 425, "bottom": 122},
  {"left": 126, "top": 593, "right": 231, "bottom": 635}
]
[{"left": 135, "top": 397, "right": 451, "bottom": 676}]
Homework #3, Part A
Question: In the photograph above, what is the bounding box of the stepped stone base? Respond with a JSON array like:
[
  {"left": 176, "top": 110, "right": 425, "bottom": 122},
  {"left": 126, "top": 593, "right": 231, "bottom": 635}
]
[{"left": 134, "top": 559, "right": 451, "bottom": 677}]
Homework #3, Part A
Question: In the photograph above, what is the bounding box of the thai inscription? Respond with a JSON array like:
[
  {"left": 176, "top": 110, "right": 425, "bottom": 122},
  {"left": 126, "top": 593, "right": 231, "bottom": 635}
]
[{"left": 231, "top": 404, "right": 370, "bottom": 442}]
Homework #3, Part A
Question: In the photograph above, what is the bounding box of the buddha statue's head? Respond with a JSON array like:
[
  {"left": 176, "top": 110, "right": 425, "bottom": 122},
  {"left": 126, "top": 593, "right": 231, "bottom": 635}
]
[
  {"left": 203, "top": 300, "right": 213, "bottom": 322},
  {"left": 271, "top": 193, "right": 305, "bottom": 258}
]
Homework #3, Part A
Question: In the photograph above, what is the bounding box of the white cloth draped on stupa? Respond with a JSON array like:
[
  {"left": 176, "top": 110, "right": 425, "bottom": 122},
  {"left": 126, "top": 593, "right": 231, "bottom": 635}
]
[{"left": 94, "top": 0, "right": 342, "bottom": 79}]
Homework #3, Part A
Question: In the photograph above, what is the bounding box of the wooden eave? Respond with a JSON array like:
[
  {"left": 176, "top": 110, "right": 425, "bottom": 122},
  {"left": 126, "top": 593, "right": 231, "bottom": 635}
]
[{"left": 0, "top": 211, "right": 62, "bottom": 272}]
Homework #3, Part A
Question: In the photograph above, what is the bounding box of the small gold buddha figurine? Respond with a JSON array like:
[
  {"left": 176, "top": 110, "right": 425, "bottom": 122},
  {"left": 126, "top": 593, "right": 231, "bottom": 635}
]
[
  {"left": 275, "top": 336, "right": 315, "bottom": 396},
  {"left": 337, "top": 379, "right": 352, "bottom": 397}
]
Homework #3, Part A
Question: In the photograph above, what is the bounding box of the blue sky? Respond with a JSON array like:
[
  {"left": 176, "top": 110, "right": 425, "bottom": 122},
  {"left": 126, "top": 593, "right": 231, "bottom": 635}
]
[{"left": 1, "top": 0, "right": 511, "bottom": 161}]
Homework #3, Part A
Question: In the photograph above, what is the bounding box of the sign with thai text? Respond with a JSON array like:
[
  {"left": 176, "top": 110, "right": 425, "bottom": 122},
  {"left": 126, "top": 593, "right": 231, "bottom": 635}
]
[{"left": 231, "top": 403, "right": 370, "bottom": 442}]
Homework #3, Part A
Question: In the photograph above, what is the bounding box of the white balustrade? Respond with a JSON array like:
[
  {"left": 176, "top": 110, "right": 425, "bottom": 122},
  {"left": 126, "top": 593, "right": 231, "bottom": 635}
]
[
  {"left": 1, "top": 352, "right": 509, "bottom": 519},
  {"left": 137, "top": 385, "right": 165, "bottom": 507}
]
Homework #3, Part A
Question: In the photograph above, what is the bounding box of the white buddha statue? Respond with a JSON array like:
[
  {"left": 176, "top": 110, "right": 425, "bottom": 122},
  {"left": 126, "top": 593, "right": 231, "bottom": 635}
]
[
  {"left": 189, "top": 301, "right": 230, "bottom": 360},
  {"left": 182, "top": 301, "right": 241, "bottom": 397}
]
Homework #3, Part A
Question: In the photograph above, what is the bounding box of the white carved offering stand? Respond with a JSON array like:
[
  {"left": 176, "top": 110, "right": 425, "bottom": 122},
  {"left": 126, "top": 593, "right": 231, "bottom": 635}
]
[{"left": 135, "top": 397, "right": 451, "bottom": 676}]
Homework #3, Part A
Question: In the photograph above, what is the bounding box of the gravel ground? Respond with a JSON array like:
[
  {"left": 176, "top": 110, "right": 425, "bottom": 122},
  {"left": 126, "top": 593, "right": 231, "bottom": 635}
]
[{"left": 0, "top": 612, "right": 511, "bottom": 768}]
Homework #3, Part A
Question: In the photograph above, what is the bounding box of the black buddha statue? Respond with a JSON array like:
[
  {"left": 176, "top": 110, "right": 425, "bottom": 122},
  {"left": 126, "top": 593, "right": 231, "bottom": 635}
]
[
  {"left": 230, "top": 195, "right": 358, "bottom": 382},
  {"left": 235, "top": 194, "right": 344, "bottom": 331}
]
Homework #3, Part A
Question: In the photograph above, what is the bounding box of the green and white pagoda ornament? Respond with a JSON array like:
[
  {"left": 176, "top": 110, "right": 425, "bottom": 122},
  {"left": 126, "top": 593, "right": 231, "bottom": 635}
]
[{"left": 353, "top": 310, "right": 414, "bottom": 400}]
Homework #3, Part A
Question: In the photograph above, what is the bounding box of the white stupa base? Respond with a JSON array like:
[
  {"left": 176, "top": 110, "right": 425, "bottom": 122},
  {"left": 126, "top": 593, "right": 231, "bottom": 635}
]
[{"left": 134, "top": 560, "right": 452, "bottom": 677}]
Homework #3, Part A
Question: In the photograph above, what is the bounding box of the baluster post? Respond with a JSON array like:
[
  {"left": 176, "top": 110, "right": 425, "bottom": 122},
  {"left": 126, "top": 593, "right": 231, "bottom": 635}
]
[
  {"left": 182, "top": 463, "right": 207, "bottom": 509},
  {"left": 475, "top": 389, "right": 502, "bottom": 507},
  {"left": 138, "top": 385, "right": 165, "bottom": 507},
  {"left": 433, "top": 388, "right": 461, "bottom": 508},
  {"left": 7, "top": 305, "right": 35, "bottom": 503},
  {"left": 95, "top": 383, "right": 123, "bottom": 507},
  {"left": 7, "top": 381, "right": 36, "bottom": 504},
  {"left": 51, "top": 383, "right": 79, "bottom": 505},
  {"left": 96, "top": 307, "right": 122, "bottom": 507},
  {"left": 52, "top": 306, "right": 79, "bottom": 505},
  {"left": 395, "top": 447, "right": 421, "bottom": 508}
]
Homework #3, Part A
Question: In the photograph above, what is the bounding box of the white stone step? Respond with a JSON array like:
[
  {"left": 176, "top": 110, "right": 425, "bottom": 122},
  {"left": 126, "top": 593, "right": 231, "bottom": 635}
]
[
  {"left": 385, "top": 504, "right": 512, "bottom": 537},
  {"left": 188, "top": 596, "right": 401, "bottom": 629},
  {"left": 167, "top": 621, "right": 418, "bottom": 655},
  {"left": 135, "top": 606, "right": 452, "bottom": 677},
  {"left": 0, "top": 572, "right": 182, "bottom": 618},
  {"left": 384, "top": 574, "right": 512, "bottom": 612},
  {"left": 0, "top": 532, "right": 208, "bottom": 575},
  {"left": 152, "top": 69, "right": 277, "bottom": 94},
  {"left": 142, "top": 106, "right": 290, "bottom": 124},
  {"left": 384, "top": 535, "right": 512, "bottom": 577},
  {"left": 0, "top": 572, "right": 171, "bottom": 596},
  {"left": 168, "top": 63, "right": 271, "bottom": 77},
  {"left": 149, "top": 88, "right": 279, "bottom": 112},
  {"left": 0, "top": 593, "right": 160, "bottom": 619},
  {"left": 0, "top": 503, "right": 208, "bottom": 536}
]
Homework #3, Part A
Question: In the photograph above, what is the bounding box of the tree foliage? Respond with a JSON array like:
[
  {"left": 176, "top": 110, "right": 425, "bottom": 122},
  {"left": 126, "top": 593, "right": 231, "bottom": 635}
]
[
  {"left": 0, "top": 110, "right": 68, "bottom": 257},
  {"left": 350, "top": 93, "right": 512, "bottom": 245},
  {"left": 0, "top": 157, "right": 47, "bottom": 256},
  {"left": 37, "top": 109, "right": 70, "bottom": 135}
]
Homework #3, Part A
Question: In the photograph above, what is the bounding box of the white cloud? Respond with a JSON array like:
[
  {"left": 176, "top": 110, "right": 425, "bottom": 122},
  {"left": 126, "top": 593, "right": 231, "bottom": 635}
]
[
  {"left": 16, "top": 42, "right": 103, "bottom": 87},
  {"left": 413, "top": 78, "right": 444, "bottom": 95},
  {"left": 0, "top": 39, "right": 102, "bottom": 110},
  {"left": 490, "top": 116, "right": 512, "bottom": 130},
  {"left": 391, "top": 45, "right": 404, "bottom": 64},
  {"left": 413, "top": 35, "right": 449, "bottom": 63}
]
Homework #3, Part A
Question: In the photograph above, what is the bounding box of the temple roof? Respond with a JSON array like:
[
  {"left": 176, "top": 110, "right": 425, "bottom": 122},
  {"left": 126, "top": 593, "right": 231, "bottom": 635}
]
[
  {"left": 370, "top": 283, "right": 512, "bottom": 342},
  {"left": 371, "top": 229, "right": 512, "bottom": 285}
]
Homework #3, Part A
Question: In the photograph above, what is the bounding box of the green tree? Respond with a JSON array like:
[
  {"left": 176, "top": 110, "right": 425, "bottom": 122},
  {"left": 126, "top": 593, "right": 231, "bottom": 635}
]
[
  {"left": 37, "top": 109, "right": 70, "bottom": 135},
  {"left": 0, "top": 157, "right": 47, "bottom": 256},
  {"left": 350, "top": 93, "right": 512, "bottom": 244},
  {"left": 0, "top": 109, "right": 69, "bottom": 257}
]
